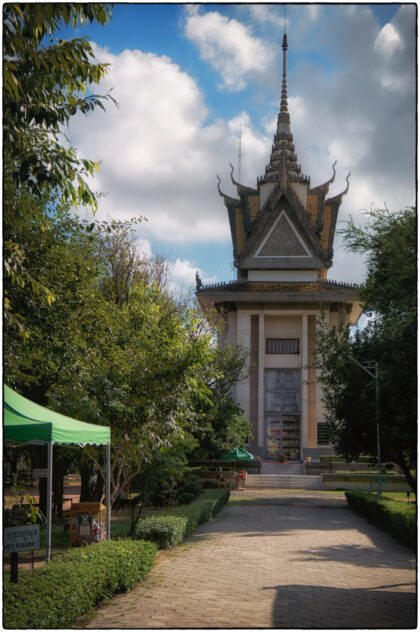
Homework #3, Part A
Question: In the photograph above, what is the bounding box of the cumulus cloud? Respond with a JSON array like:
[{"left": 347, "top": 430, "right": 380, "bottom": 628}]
[
  {"left": 183, "top": 8, "right": 273, "bottom": 90},
  {"left": 374, "top": 22, "right": 404, "bottom": 57},
  {"left": 67, "top": 44, "right": 269, "bottom": 249},
  {"left": 168, "top": 258, "right": 217, "bottom": 293}
]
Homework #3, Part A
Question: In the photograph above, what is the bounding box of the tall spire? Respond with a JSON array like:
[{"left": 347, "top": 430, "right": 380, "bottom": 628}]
[
  {"left": 258, "top": 31, "right": 309, "bottom": 187},
  {"left": 280, "top": 33, "right": 288, "bottom": 114}
]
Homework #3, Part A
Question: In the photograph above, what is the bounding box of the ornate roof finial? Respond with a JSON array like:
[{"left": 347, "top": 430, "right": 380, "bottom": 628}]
[
  {"left": 195, "top": 271, "right": 203, "bottom": 291},
  {"left": 325, "top": 172, "right": 351, "bottom": 206},
  {"left": 216, "top": 174, "right": 240, "bottom": 207},
  {"left": 309, "top": 160, "right": 337, "bottom": 196},
  {"left": 229, "top": 162, "right": 237, "bottom": 186},
  {"left": 280, "top": 32, "right": 289, "bottom": 114}
]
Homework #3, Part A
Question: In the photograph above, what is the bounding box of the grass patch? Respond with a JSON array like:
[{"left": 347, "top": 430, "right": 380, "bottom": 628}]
[
  {"left": 345, "top": 492, "right": 416, "bottom": 551},
  {"left": 3, "top": 539, "right": 157, "bottom": 629}
]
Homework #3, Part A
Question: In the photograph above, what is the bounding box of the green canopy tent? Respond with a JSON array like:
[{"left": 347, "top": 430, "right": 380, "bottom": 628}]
[
  {"left": 220, "top": 447, "right": 254, "bottom": 461},
  {"left": 4, "top": 385, "right": 111, "bottom": 562},
  {"left": 220, "top": 447, "right": 255, "bottom": 472}
]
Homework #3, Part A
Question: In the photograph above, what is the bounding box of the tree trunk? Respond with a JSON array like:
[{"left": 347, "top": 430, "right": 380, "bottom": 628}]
[
  {"left": 396, "top": 456, "right": 416, "bottom": 495},
  {"left": 79, "top": 461, "right": 93, "bottom": 502}
]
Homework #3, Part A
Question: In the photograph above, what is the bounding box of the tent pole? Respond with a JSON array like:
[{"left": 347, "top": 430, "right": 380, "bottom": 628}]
[
  {"left": 106, "top": 443, "right": 111, "bottom": 540},
  {"left": 46, "top": 443, "right": 53, "bottom": 563}
]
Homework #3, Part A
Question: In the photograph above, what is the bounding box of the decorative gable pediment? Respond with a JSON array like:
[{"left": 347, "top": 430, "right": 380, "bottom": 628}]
[
  {"left": 238, "top": 194, "right": 326, "bottom": 270},
  {"left": 255, "top": 210, "right": 311, "bottom": 258}
]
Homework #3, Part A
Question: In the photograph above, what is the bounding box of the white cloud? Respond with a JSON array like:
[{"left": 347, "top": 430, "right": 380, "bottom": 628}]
[
  {"left": 68, "top": 44, "right": 269, "bottom": 249},
  {"left": 169, "top": 258, "right": 216, "bottom": 291},
  {"left": 374, "top": 22, "right": 404, "bottom": 57},
  {"left": 306, "top": 5, "right": 321, "bottom": 22},
  {"left": 247, "top": 5, "right": 285, "bottom": 27},
  {"left": 183, "top": 9, "right": 273, "bottom": 91}
]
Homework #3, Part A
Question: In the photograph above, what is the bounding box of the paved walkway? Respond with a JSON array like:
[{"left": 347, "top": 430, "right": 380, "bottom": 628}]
[{"left": 86, "top": 490, "right": 416, "bottom": 629}]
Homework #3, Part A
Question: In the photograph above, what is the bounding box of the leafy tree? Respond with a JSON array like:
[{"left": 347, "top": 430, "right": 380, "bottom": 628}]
[
  {"left": 3, "top": 3, "right": 114, "bottom": 205},
  {"left": 314, "top": 208, "right": 416, "bottom": 492},
  {"left": 3, "top": 4, "right": 115, "bottom": 332},
  {"left": 189, "top": 343, "right": 251, "bottom": 459}
]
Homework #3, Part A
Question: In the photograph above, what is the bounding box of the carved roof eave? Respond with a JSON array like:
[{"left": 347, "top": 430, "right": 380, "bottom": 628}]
[
  {"left": 325, "top": 172, "right": 351, "bottom": 206},
  {"left": 217, "top": 175, "right": 240, "bottom": 208},
  {"left": 308, "top": 160, "right": 337, "bottom": 197},
  {"left": 196, "top": 279, "right": 359, "bottom": 306},
  {"left": 229, "top": 163, "right": 258, "bottom": 196}
]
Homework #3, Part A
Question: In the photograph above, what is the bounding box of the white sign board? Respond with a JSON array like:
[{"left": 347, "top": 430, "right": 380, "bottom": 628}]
[
  {"left": 4, "top": 525, "right": 41, "bottom": 553},
  {"left": 32, "top": 468, "right": 48, "bottom": 478}
]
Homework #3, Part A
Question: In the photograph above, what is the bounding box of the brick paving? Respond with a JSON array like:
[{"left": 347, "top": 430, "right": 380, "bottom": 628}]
[{"left": 86, "top": 490, "right": 416, "bottom": 629}]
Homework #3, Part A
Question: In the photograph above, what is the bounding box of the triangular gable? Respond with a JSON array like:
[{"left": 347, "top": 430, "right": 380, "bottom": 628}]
[
  {"left": 238, "top": 192, "right": 326, "bottom": 270},
  {"left": 255, "top": 210, "right": 311, "bottom": 258}
]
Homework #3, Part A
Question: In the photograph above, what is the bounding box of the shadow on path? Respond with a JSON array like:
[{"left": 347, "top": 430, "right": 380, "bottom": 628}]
[
  {"left": 189, "top": 499, "right": 416, "bottom": 571},
  {"left": 263, "top": 583, "right": 417, "bottom": 629}
]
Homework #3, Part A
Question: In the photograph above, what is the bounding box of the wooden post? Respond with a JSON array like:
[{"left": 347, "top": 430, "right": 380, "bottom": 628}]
[{"left": 10, "top": 552, "right": 18, "bottom": 583}]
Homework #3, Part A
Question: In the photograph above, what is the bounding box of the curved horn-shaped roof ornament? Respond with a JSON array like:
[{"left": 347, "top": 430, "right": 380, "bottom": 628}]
[
  {"left": 229, "top": 162, "right": 237, "bottom": 186},
  {"left": 325, "top": 171, "right": 351, "bottom": 206},
  {"left": 217, "top": 174, "right": 240, "bottom": 207},
  {"left": 309, "top": 160, "right": 337, "bottom": 196},
  {"left": 229, "top": 161, "right": 258, "bottom": 195}
]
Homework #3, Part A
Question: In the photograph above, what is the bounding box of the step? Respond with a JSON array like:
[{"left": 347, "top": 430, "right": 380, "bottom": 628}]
[
  {"left": 262, "top": 465, "right": 303, "bottom": 474},
  {"left": 246, "top": 474, "right": 324, "bottom": 490}
]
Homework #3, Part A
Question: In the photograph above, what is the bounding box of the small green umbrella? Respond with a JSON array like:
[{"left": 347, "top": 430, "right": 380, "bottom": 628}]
[{"left": 220, "top": 447, "right": 254, "bottom": 461}]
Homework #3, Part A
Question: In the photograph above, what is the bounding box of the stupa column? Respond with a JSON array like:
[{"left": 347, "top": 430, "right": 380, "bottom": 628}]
[
  {"left": 258, "top": 313, "right": 265, "bottom": 449},
  {"left": 236, "top": 312, "right": 251, "bottom": 420},
  {"left": 301, "top": 313, "right": 309, "bottom": 458}
]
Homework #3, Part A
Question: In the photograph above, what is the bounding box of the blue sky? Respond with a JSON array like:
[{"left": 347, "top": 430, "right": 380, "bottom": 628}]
[{"left": 64, "top": 3, "right": 416, "bottom": 290}]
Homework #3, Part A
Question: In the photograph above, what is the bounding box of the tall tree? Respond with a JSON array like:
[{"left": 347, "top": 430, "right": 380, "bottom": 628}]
[
  {"left": 3, "top": 3, "right": 115, "bottom": 332},
  {"left": 314, "top": 208, "right": 416, "bottom": 492}
]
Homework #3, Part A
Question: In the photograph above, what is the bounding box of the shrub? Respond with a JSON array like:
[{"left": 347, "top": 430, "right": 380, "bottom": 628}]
[
  {"left": 177, "top": 491, "right": 197, "bottom": 505},
  {"left": 175, "top": 476, "right": 202, "bottom": 504},
  {"left": 202, "top": 479, "right": 219, "bottom": 489},
  {"left": 4, "top": 539, "right": 157, "bottom": 629},
  {"left": 135, "top": 488, "right": 230, "bottom": 547},
  {"left": 345, "top": 492, "right": 416, "bottom": 551},
  {"left": 320, "top": 455, "right": 374, "bottom": 463},
  {"left": 135, "top": 515, "right": 186, "bottom": 549}
]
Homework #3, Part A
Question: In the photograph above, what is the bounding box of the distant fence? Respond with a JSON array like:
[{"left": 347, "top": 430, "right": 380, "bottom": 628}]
[{"left": 188, "top": 459, "right": 262, "bottom": 474}]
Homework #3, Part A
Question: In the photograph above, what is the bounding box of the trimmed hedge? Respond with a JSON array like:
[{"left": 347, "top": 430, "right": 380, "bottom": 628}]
[
  {"left": 320, "top": 455, "right": 374, "bottom": 463},
  {"left": 345, "top": 492, "right": 416, "bottom": 551},
  {"left": 4, "top": 539, "right": 157, "bottom": 629},
  {"left": 134, "top": 515, "right": 186, "bottom": 549},
  {"left": 136, "top": 488, "right": 230, "bottom": 548}
]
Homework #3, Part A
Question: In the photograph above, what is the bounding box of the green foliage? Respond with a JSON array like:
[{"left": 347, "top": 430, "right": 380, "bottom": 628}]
[
  {"left": 135, "top": 515, "right": 187, "bottom": 549},
  {"left": 189, "top": 343, "right": 251, "bottom": 459},
  {"left": 319, "top": 456, "right": 374, "bottom": 463},
  {"left": 340, "top": 208, "right": 416, "bottom": 325},
  {"left": 4, "top": 3, "right": 114, "bottom": 206},
  {"left": 135, "top": 489, "right": 230, "bottom": 547},
  {"left": 315, "top": 208, "right": 416, "bottom": 492},
  {"left": 3, "top": 4, "right": 116, "bottom": 335},
  {"left": 345, "top": 492, "right": 416, "bottom": 551},
  {"left": 3, "top": 539, "right": 157, "bottom": 629},
  {"left": 5, "top": 207, "right": 247, "bottom": 510},
  {"left": 176, "top": 477, "right": 203, "bottom": 505}
]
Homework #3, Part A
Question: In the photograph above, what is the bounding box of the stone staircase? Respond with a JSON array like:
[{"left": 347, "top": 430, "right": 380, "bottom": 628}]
[{"left": 246, "top": 462, "right": 324, "bottom": 490}]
